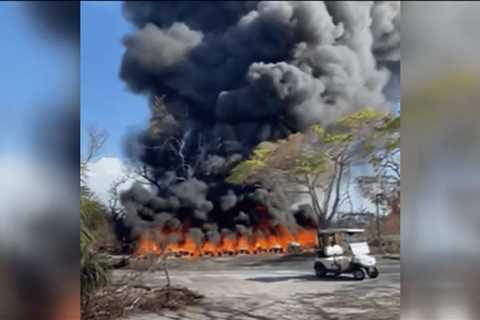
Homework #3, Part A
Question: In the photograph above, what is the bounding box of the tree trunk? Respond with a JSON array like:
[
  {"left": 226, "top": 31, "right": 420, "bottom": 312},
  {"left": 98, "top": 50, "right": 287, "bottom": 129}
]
[
  {"left": 306, "top": 174, "right": 324, "bottom": 226},
  {"left": 162, "top": 254, "right": 171, "bottom": 303},
  {"left": 327, "top": 161, "right": 345, "bottom": 223},
  {"left": 163, "top": 258, "right": 171, "bottom": 288}
]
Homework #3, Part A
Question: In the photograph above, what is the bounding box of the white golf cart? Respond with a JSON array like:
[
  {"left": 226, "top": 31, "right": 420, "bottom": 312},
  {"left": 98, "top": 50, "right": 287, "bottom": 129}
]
[{"left": 314, "top": 228, "right": 378, "bottom": 281}]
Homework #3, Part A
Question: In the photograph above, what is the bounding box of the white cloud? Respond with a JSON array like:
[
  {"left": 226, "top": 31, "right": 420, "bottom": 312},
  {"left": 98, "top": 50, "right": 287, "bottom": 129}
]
[{"left": 86, "top": 157, "right": 133, "bottom": 205}]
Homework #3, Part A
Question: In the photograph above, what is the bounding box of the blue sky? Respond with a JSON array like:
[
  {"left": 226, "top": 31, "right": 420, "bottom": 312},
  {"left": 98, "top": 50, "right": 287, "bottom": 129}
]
[
  {"left": 81, "top": 2, "right": 149, "bottom": 158},
  {"left": 0, "top": 2, "right": 73, "bottom": 155}
]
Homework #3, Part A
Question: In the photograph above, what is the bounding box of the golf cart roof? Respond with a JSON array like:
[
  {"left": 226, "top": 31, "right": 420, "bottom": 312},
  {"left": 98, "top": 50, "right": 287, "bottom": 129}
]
[{"left": 318, "top": 228, "right": 365, "bottom": 235}]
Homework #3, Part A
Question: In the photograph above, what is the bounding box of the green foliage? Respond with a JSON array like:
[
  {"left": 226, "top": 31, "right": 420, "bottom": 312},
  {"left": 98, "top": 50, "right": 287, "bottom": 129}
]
[
  {"left": 310, "top": 124, "right": 325, "bottom": 138},
  {"left": 226, "top": 160, "right": 262, "bottom": 185},
  {"left": 379, "top": 115, "right": 400, "bottom": 150},
  {"left": 80, "top": 163, "right": 110, "bottom": 297},
  {"left": 336, "top": 108, "right": 384, "bottom": 129},
  {"left": 293, "top": 153, "right": 329, "bottom": 176},
  {"left": 229, "top": 108, "right": 388, "bottom": 186},
  {"left": 323, "top": 132, "right": 353, "bottom": 144},
  {"left": 226, "top": 142, "right": 276, "bottom": 184},
  {"left": 81, "top": 219, "right": 93, "bottom": 262},
  {"left": 80, "top": 161, "right": 106, "bottom": 231},
  {"left": 381, "top": 115, "right": 400, "bottom": 131},
  {"left": 81, "top": 249, "right": 110, "bottom": 296},
  {"left": 227, "top": 108, "right": 396, "bottom": 226},
  {"left": 252, "top": 141, "right": 276, "bottom": 159},
  {"left": 372, "top": 115, "right": 400, "bottom": 152},
  {"left": 81, "top": 196, "right": 106, "bottom": 231},
  {"left": 311, "top": 109, "right": 386, "bottom": 146}
]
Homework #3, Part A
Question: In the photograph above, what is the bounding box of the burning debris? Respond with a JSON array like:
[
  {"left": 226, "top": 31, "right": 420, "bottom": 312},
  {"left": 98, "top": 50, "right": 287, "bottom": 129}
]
[
  {"left": 135, "top": 223, "right": 317, "bottom": 258},
  {"left": 115, "top": 2, "right": 400, "bottom": 256}
]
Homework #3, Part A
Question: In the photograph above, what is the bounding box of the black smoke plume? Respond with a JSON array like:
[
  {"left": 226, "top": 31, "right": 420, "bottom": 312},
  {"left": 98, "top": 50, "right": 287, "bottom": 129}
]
[{"left": 117, "top": 1, "right": 400, "bottom": 246}]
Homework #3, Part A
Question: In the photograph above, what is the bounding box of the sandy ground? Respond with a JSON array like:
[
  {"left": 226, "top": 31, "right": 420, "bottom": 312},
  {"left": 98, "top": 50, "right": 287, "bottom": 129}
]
[{"left": 116, "top": 254, "right": 400, "bottom": 320}]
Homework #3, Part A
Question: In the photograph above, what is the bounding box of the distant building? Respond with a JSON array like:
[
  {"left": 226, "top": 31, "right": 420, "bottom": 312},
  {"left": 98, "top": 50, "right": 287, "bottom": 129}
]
[{"left": 383, "top": 193, "right": 400, "bottom": 235}]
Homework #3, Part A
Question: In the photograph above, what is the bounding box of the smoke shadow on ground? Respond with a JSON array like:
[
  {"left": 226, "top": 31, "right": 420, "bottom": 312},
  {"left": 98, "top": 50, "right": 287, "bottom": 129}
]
[
  {"left": 233, "top": 252, "right": 318, "bottom": 267},
  {"left": 245, "top": 274, "right": 358, "bottom": 283}
]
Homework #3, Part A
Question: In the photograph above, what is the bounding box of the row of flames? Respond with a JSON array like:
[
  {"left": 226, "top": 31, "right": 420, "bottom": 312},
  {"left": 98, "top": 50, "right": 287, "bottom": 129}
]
[{"left": 136, "top": 225, "right": 318, "bottom": 258}]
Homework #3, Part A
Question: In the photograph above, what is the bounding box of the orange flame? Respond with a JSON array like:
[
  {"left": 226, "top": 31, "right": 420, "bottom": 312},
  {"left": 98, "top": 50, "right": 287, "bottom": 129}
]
[{"left": 135, "top": 225, "right": 318, "bottom": 257}]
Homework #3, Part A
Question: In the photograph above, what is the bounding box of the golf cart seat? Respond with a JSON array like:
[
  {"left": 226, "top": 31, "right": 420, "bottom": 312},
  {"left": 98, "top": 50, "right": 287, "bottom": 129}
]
[{"left": 324, "top": 244, "right": 344, "bottom": 257}]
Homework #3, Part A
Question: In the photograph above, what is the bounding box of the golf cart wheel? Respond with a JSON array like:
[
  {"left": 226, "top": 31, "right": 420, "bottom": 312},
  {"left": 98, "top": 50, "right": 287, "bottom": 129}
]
[
  {"left": 314, "top": 262, "right": 326, "bottom": 278},
  {"left": 353, "top": 268, "right": 365, "bottom": 281},
  {"left": 332, "top": 263, "right": 342, "bottom": 276},
  {"left": 368, "top": 267, "right": 379, "bottom": 279}
]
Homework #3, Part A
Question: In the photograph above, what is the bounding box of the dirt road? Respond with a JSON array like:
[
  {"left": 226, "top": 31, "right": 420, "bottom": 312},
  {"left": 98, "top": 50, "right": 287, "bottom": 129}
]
[{"left": 119, "top": 254, "right": 400, "bottom": 320}]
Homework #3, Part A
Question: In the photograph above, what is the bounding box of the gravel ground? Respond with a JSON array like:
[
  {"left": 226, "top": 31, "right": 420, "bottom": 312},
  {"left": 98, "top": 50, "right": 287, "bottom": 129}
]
[{"left": 116, "top": 254, "right": 400, "bottom": 320}]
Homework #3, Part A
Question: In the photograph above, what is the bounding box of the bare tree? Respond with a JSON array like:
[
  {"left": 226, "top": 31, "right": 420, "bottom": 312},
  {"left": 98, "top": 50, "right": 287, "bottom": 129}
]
[
  {"left": 131, "top": 95, "right": 222, "bottom": 193},
  {"left": 138, "top": 230, "right": 174, "bottom": 300},
  {"left": 107, "top": 175, "right": 131, "bottom": 219},
  {"left": 84, "top": 126, "right": 109, "bottom": 163}
]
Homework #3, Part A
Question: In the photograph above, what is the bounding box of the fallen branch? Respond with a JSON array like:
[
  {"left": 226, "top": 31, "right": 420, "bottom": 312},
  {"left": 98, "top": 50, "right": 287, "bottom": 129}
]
[{"left": 82, "top": 285, "right": 204, "bottom": 320}]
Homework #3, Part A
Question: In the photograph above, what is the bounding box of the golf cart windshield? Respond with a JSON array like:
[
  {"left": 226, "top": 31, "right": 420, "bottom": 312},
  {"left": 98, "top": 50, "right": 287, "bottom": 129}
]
[
  {"left": 318, "top": 229, "right": 366, "bottom": 244},
  {"left": 349, "top": 241, "right": 370, "bottom": 255},
  {"left": 344, "top": 232, "right": 366, "bottom": 243},
  {"left": 343, "top": 231, "right": 370, "bottom": 255}
]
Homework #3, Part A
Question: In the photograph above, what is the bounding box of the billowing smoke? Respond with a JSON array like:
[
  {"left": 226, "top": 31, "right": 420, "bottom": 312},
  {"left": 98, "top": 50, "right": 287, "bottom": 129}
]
[
  {"left": 118, "top": 1, "right": 400, "bottom": 247},
  {"left": 121, "top": 1, "right": 399, "bottom": 128},
  {"left": 371, "top": 1, "right": 400, "bottom": 62},
  {"left": 220, "top": 190, "right": 238, "bottom": 211},
  {"left": 172, "top": 178, "right": 213, "bottom": 220}
]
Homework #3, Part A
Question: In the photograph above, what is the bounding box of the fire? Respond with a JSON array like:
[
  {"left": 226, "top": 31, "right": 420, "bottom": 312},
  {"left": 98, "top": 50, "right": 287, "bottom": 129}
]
[
  {"left": 254, "top": 232, "right": 269, "bottom": 253},
  {"left": 222, "top": 236, "right": 237, "bottom": 255},
  {"left": 135, "top": 225, "right": 318, "bottom": 257},
  {"left": 296, "top": 228, "right": 317, "bottom": 248},
  {"left": 237, "top": 236, "right": 251, "bottom": 254},
  {"left": 136, "top": 234, "right": 162, "bottom": 256}
]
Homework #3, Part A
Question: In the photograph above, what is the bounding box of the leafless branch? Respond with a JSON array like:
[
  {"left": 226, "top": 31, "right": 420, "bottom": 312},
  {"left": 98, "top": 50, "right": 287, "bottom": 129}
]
[
  {"left": 84, "top": 126, "right": 108, "bottom": 163},
  {"left": 108, "top": 174, "right": 132, "bottom": 218},
  {"left": 135, "top": 165, "right": 162, "bottom": 191}
]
